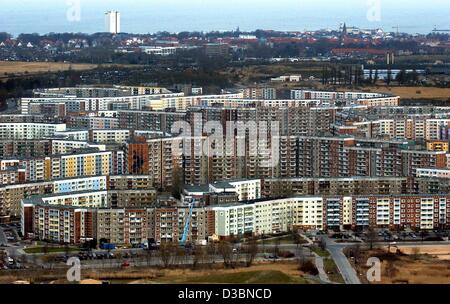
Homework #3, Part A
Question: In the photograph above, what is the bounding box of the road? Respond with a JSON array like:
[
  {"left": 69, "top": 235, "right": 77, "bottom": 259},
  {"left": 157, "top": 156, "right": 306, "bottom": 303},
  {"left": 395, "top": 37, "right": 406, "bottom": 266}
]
[
  {"left": 324, "top": 237, "right": 361, "bottom": 284},
  {"left": 0, "top": 227, "right": 7, "bottom": 246}
]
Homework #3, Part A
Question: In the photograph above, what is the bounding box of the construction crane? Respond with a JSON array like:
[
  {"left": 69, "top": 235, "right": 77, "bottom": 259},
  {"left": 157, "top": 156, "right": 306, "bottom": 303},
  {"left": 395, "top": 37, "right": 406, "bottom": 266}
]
[
  {"left": 432, "top": 26, "right": 450, "bottom": 32},
  {"left": 180, "top": 200, "right": 195, "bottom": 246},
  {"left": 392, "top": 25, "right": 417, "bottom": 35}
]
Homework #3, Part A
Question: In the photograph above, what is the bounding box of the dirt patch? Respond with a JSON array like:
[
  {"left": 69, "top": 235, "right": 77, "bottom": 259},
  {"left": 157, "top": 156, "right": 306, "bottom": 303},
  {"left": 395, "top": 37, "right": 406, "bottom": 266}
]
[
  {"left": 0, "top": 61, "right": 98, "bottom": 76},
  {"left": 352, "top": 86, "right": 450, "bottom": 100},
  {"left": 350, "top": 247, "right": 450, "bottom": 284},
  {"left": 384, "top": 245, "right": 450, "bottom": 261},
  {"left": 0, "top": 261, "right": 312, "bottom": 284}
]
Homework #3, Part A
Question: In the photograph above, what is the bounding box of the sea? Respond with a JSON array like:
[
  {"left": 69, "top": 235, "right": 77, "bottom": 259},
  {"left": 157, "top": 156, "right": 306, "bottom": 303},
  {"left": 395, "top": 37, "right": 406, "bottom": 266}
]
[{"left": 0, "top": 0, "right": 449, "bottom": 36}]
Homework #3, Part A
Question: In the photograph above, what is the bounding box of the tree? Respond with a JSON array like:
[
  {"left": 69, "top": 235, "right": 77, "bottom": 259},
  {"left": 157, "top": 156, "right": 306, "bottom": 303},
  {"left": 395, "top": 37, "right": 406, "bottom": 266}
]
[
  {"left": 273, "top": 239, "right": 280, "bottom": 259},
  {"left": 159, "top": 242, "right": 176, "bottom": 268},
  {"left": 373, "top": 69, "right": 379, "bottom": 85},
  {"left": 145, "top": 249, "right": 153, "bottom": 266},
  {"left": 242, "top": 239, "right": 259, "bottom": 267},
  {"left": 318, "top": 237, "right": 327, "bottom": 251},
  {"left": 205, "top": 242, "right": 216, "bottom": 266},
  {"left": 192, "top": 245, "right": 205, "bottom": 269},
  {"left": 292, "top": 230, "right": 302, "bottom": 249},
  {"left": 366, "top": 227, "right": 377, "bottom": 250},
  {"left": 411, "top": 247, "right": 421, "bottom": 260},
  {"left": 385, "top": 260, "right": 398, "bottom": 278},
  {"left": 349, "top": 244, "right": 361, "bottom": 265},
  {"left": 42, "top": 242, "right": 49, "bottom": 255},
  {"left": 420, "top": 231, "right": 428, "bottom": 242},
  {"left": 64, "top": 243, "right": 71, "bottom": 256},
  {"left": 217, "top": 241, "right": 233, "bottom": 268},
  {"left": 386, "top": 69, "right": 392, "bottom": 85},
  {"left": 396, "top": 69, "right": 407, "bottom": 85}
]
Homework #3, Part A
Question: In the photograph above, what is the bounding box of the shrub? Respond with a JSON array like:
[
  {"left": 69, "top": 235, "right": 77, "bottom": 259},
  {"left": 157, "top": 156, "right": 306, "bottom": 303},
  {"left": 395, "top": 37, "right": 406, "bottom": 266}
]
[{"left": 298, "top": 260, "right": 319, "bottom": 276}]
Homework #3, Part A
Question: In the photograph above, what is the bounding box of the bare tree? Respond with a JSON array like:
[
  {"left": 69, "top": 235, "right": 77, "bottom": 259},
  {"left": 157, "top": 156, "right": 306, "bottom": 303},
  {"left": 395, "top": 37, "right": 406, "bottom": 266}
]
[
  {"left": 159, "top": 242, "right": 175, "bottom": 268},
  {"left": 385, "top": 260, "right": 398, "bottom": 278},
  {"left": 218, "top": 241, "right": 233, "bottom": 268},
  {"left": 145, "top": 249, "right": 153, "bottom": 266},
  {"left": 242, "top": 239, "right": 259, "bottom": 267},
  {"left": 318, "top": 237, "right": 327, "bottom": 251},
  {"left": 346, "top": 244, "right": 362, "bottom": 265},
  {"left": 366, "top": 227, "right": 377, "bottom": 250},
  {"left": 192, "top": 245, "right": 205, "bottom": 269},
  {"left": 273, "top": 239, "right": 280, "bottom": 258},
  {"left": 411, "top": 247, "right": 421, "bottom": 260},
  {"left": 291, "top": 229, "right": 303, "bottom": 249},
  {"left": 205, "top": 242, "right": 216, "bottom": 266}
]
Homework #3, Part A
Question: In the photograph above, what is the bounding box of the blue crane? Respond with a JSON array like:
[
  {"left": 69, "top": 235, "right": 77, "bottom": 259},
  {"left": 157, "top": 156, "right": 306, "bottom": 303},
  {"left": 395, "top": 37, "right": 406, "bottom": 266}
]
[{"left": 180, "top": 200, "right": 195, "bottom": 246}]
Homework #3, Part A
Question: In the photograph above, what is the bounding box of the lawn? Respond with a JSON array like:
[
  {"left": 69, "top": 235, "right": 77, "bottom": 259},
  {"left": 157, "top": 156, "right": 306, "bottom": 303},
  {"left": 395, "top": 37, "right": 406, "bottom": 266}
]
[
  {"left": 310, "top": 246, "right": 330, "bottom": 257},
  {"left": 323, "top": 258, "right": 345, "bottom": 284},
  {"left": 23, "top": 246, "right": 79, "bottom": 254},
  {"left": 258, "top": 234, "right": 307, "bottom": 245}
]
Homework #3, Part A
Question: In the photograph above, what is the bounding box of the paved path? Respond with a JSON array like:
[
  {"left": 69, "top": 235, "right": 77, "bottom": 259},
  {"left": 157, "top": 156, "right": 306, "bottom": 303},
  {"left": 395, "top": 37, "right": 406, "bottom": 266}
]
[
  {"left": 313, "top": 254, "right": 331, "bottom": 283},
  {"left": 325, "top": 237, "right": 361, "bottom": 285}
]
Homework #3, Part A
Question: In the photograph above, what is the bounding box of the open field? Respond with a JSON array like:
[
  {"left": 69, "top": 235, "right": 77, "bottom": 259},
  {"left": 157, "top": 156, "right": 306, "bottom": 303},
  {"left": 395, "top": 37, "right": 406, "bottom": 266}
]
[
  {"left": 0, "top": 61, "right": 139, "bottom": 80},
  {"left": 0, "top": 61, "right": 99, "bottom": 76},
  {"left": 360, "top": 86, "right": 450, "bottom": 100},
  {"left": 129, "top": 262, "right": 310, "bottom": 284},
  {"left": 351, "top": 247, "right": 450, "bottom": 284},
  {"left": 0, "top": 261, "right": 313, "bottom": 284},
  {"left": 384, "top": 244, "right": 450, "bottom": 260}
]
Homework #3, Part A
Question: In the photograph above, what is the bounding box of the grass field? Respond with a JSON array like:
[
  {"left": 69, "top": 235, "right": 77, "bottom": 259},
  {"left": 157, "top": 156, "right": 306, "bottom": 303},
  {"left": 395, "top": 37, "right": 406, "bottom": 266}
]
[
  {"left": 23, "top": 246, "right": 79, "bottom": 254},
  {"left": 323, "top": 258, "right": 345, "bottom": 284},
  {"left": 310, "top": 246, "right": 330, "bottom": 258}
]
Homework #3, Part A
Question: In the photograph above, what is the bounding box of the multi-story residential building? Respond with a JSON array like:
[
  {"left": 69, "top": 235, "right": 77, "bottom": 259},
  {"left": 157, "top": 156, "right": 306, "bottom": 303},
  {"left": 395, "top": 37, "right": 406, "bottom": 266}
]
[
  {"left": 243, "top": 87, "right": 277, "bottom": 100},
  {"left": 51, "top": 140, "right": 105, "bottom": 155},
  {"left": 22, "top": 203, "right": 95, "bottom": 244},
  {"left": 22, "top": 190, "right": 108, "bottom": 209},
  {"left": 209, "top": 179, "right": 262, "bottom": 201},
  {"left": 154, "top": 207, "right": 179, "bottom": 243},
  {"left": 125, "top": 137, "right": 149, "bottom": 175},
  {"left": 96, "top": 208, "right": 150, "bottom": 245},
  {"left": 0, "top": 123, "right": 66, "bottom": 139},
  {"left": 90, "top": 129, "right": 131, "bottom": 144},
  {"left": 0, "top": 140, "right": 52, "bottom": 158}
]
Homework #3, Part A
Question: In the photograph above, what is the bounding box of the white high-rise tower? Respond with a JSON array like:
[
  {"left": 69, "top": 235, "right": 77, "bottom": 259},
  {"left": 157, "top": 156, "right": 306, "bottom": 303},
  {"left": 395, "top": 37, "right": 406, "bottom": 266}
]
[{"left": 105, "top": 11, "right": 121, "bottom": 34}]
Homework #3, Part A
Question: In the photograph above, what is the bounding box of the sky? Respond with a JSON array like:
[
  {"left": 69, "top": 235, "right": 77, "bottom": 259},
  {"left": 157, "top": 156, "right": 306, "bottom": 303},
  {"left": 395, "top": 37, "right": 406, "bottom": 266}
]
[{"left": 0, "top": 0, "right": 449, "bottom": 36}]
